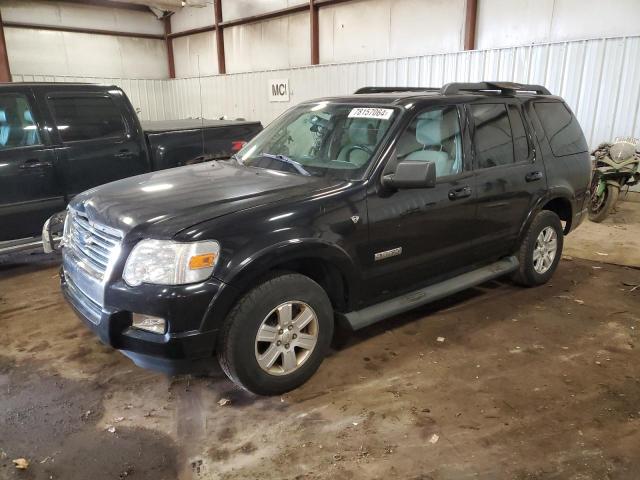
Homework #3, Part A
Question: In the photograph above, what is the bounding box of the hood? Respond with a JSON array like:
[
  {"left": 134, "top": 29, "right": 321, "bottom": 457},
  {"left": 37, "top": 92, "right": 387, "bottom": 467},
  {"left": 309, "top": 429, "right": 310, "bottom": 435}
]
[{"left": 71, "top": 161, "right": 343, "bottom": 237}]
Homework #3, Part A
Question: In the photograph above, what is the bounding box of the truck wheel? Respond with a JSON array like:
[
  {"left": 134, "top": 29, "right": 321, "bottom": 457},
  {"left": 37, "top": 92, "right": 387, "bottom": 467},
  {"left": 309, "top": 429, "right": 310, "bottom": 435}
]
[
  {"left": 217, "top": 272, "right": 333, "bottom": 395},
  {"left": 512, "top": 210, "right": 564, "bottom": 287},
  {"left": 588, "top": 185, "right": 619, "bottom": 223}
]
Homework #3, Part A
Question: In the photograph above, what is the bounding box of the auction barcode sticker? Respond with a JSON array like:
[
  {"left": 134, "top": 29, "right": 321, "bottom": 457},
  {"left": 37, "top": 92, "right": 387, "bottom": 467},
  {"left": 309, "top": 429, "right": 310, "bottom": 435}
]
[{"left": 348, "top": 107, "right": 394, "bottom": 120}]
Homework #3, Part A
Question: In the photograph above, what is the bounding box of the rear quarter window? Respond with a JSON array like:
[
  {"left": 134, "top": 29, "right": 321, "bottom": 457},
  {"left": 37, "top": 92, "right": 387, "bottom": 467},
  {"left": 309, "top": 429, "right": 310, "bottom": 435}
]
[{"left": 533, "top": 102, "right": 587, "bottom": 157}]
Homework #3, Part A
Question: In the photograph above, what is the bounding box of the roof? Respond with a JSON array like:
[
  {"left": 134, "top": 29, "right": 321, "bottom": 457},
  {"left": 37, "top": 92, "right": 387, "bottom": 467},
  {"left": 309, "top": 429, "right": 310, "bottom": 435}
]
[{"left": 303, "top": 82, "right": 558, "bottom": 107}]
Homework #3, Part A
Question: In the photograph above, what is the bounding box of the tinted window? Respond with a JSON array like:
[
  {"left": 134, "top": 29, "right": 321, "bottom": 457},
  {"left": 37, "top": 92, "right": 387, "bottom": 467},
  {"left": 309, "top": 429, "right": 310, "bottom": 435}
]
[
  {"left": 0, "top": 94, "right": 41, "bottom": 150},
  {"left": 508, "top": 105, "right": 530, "bottom": 161},
  {"left": 470, "top": 103, "right": 514, "bottom": 168},
  {"left": 396, "top": 106, "right": 463, "bottom": 178},
  {"left": 533, "top": 102, "right": 588, "bottom": 157},
  {"left": 48, "top": 95, "right": 125, "bottom": 143}
]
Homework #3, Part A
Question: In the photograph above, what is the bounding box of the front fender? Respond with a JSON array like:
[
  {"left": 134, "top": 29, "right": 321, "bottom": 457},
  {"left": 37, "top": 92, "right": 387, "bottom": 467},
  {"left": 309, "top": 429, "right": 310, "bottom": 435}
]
[
  {"left": 222, "top": 238, "right": 360, "bottom": 294},
  {"left": 198, "top": 239, "right": 361, "bottom": 333}
]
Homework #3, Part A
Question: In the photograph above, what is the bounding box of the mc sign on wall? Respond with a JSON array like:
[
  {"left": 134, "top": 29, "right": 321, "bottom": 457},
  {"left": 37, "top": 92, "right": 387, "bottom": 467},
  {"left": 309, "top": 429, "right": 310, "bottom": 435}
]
[{"left": 269, "top": 79, "right": 290, "bottom": 102}]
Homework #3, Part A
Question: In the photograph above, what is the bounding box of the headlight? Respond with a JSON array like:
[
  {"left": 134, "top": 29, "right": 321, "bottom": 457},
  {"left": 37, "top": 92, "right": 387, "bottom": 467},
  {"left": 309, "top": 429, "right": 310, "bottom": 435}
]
[{"left": 123, "top": 239, "right": 220, "bottom": 286}]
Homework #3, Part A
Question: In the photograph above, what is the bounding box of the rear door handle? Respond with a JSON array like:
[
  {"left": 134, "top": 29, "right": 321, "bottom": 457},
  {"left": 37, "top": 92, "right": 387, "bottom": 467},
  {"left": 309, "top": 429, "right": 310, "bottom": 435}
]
[
  {"left": 19, "top": 158, "right": 53, "bottom": 170},
  {"left": 525, "top": 171, "right": 544, "bottom": 182},
  {"left": 448, "top": 185, "right": 472, "bottom": 200}
]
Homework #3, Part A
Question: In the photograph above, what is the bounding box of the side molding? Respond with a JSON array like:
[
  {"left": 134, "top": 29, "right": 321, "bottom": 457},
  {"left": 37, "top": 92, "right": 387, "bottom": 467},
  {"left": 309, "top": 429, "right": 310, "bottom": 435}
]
[{"left": 343, "top": 256, "right": 519, "bottom": 330}]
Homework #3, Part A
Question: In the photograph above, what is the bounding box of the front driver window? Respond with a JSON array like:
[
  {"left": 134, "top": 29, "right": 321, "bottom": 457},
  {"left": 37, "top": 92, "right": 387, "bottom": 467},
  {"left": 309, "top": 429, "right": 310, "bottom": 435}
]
[
  {"left": 396, "top": 106, "right": 463, "bottom": 178},
  {"left": 0, "top": 94, "right": 41, "bottom": 150}
]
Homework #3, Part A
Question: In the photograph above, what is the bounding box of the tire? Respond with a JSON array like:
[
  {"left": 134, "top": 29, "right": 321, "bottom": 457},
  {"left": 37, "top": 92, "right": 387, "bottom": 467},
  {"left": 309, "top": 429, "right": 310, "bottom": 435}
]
[
  {"left": 512, "top": 210, "right": 564, "bottom": 287},
  {"left": 588, "top": 184, "right": 619, "bottom": 223},
  {"left": 217, "top": 272, "right": 333, "bottom": 396}
]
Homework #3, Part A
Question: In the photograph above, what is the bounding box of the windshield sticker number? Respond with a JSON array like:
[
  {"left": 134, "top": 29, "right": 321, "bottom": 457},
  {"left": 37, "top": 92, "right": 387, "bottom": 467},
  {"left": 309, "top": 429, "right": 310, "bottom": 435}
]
[{"left": 348, "top": 108, "right": 394, "bottom": 120}]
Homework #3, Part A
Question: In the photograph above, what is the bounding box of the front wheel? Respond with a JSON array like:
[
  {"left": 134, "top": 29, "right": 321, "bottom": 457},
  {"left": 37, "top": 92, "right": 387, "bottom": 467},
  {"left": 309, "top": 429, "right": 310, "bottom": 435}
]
[
  {"left": 589, "top": 184, "right": 619, "bottom": 223},
  {"left": 512, "top": 210, "right": 564, "bottom": 287},
  {"left": 217, "top": 272, "right": 333, "bottom": 396}
]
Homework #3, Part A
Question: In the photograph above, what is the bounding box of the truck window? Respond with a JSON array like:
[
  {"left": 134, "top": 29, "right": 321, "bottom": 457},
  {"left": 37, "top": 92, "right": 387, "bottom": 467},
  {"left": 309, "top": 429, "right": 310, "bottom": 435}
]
[
  {"left": 470, "top": 103, "right": 514, "bottom": 169},
  {"left": 48, "top": 95, "right": 126, "bottom": 143},
  {"left": 396, "top": 106, "right": 463, "bottom": 178},
  {"left": 508, "top": 105, "right": 530, "bottom": 161},
  {"left": 533, "top": 102, "right": 588, "bottom": 157},
  {"left": 0, "top": 94, "right": 41, "bottom": 149}
]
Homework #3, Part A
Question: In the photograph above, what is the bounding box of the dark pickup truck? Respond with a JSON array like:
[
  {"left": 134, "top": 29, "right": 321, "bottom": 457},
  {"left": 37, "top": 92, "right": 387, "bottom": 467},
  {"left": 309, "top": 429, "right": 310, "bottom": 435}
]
[
  {"left": 60, "top": 82, "right": 591, "bottom": 395},
  {"left": 0, "top": 82, "right": 262, "bottom": 252}
]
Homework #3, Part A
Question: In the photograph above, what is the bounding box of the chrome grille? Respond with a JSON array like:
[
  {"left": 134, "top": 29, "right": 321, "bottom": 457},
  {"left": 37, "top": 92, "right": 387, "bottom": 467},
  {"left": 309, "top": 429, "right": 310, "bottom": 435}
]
[{"left": 66, "top": 209, "right": 123, "bottom": 280}]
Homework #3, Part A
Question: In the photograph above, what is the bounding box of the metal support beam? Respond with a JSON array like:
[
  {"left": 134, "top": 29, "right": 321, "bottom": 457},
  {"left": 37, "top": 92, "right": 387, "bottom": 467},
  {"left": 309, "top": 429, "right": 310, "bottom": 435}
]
[
  {"left": 214, "top": 0, "right": 226, "bottom": 74},
  {"left": 164, "top": 16, "right": 175, "bottom": 79},
  {"left": 464, "top": 0, "right": 478, "bottom": 50},
  {"left": 168, "top": 25, "right": 216, "bottom": 39},
  {"left": 3, "top": 21, "right": 164, "bottom": 40},
  {"left": 0, "top": 12, "right": 11, "bottom": 82},
  {"left": 310, "top": 0, "right": 319, "bottom": 65},
  {"left": 42, "top": 0, "right": 152, "bottom": 13}
]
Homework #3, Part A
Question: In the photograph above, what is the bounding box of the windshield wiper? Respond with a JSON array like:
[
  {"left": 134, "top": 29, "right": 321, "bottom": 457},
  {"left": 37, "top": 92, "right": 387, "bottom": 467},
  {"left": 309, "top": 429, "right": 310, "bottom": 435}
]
[{"left": 260, "top": 153, "right": 312, "bottom": 177}]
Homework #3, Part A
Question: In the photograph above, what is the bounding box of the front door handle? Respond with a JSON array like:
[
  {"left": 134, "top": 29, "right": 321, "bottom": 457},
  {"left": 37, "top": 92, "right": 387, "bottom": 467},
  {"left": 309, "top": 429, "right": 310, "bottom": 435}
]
[
  {"left": 19, "top": 158, "right": 53, "bottom": 170},
  {"left": 525, "top": 171, "right": 544, "bottom": 182},
  {"left": 448, "top": 185, "right": 472, "bottom": 200}
]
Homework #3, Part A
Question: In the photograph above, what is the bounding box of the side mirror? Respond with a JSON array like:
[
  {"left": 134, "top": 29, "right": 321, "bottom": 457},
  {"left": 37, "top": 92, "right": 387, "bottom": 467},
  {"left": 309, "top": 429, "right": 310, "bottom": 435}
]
[{"left": 382, "top": 160, "right": 436, "bottom": 189}]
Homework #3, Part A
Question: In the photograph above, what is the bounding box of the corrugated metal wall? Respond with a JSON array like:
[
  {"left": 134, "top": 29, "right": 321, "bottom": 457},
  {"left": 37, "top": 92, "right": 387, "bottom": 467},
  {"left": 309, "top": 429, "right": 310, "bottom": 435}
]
[
  {"left": 167, "top": 35, "right": 640, "bottom": 149},
  {"left": 11, "top": 74, "right": 170, "bottom": 121},
  {"left": 13, "top": 35, "right": 640, "bottom": 149}
]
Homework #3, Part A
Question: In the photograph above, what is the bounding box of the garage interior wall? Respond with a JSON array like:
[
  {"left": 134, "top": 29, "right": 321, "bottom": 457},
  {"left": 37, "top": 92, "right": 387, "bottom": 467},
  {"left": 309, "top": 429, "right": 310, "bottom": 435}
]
[
  {"left": 7, "top": 0, "right": 640, "bottom": 149},
  {"left": 1, "top": 0, "right": 168, "bottom": 79}
]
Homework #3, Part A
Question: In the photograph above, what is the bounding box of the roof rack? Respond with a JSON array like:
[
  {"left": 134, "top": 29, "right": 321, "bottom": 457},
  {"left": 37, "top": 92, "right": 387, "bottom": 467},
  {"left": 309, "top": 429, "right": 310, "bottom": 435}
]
[
  {"left": 354, "top": 86, "right": 440, "bottom": 94},
  {"left": 440, "top": 82, "right": 551, "bottom": 96}
]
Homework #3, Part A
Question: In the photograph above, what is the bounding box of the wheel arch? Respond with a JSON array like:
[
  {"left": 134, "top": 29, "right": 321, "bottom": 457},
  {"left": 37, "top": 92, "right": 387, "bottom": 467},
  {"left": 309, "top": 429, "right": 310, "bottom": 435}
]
[
  {"left": 202, "top": 240, "right": 361, "bottom": 332},
  {"left": 518, "top": 193, "right": 574, "bottom": 244}
]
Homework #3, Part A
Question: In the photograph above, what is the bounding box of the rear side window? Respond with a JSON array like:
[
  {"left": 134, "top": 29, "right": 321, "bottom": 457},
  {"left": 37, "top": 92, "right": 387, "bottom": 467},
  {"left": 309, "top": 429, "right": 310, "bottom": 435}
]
[
  {"left": 508, "top": 105, "right": 530, "bottom": 161},
  {"left": 470, "top": 103, "right": 514, "bottom": 168},
  {"left": 0, "top": 93, "right": 41, "bottom": 149},
  {"left": 533, "top": 102, "right": 588, "bottom": 157},
  {"left": 48, "top": 95, "right": 126, "bottom": 143}
]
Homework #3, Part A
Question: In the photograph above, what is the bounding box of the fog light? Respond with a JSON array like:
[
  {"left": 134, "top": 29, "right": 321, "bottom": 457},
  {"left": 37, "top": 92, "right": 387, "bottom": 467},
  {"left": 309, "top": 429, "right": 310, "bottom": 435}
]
[{"left": 132, "top": 313, "right": 166, "bottom": 334}]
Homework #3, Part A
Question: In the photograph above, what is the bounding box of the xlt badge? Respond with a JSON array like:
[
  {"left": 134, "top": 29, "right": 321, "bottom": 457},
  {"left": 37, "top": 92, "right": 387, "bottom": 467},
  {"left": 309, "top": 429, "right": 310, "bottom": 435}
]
[{"left": 374, "top": 247, "right": 402, "bottom": 261}]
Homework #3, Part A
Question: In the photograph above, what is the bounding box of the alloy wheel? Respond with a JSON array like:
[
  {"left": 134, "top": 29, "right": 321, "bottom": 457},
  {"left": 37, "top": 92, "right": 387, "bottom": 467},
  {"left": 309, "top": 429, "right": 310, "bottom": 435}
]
[
  {"left": 533, "top": 226, "right": 558, "bottom": 274},
  {"left": 254, "top": 301, "right": 319, "bottom": 376}
]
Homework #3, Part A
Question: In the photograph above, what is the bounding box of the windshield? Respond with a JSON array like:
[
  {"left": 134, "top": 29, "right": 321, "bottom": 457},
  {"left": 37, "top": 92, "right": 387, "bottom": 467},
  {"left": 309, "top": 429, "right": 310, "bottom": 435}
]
[{"left": 237, "top": 102, "right": 398, "bottom": 179}]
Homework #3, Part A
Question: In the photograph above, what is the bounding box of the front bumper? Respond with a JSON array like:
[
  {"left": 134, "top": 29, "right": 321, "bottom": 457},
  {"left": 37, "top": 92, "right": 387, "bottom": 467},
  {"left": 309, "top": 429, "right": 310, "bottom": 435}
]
[{"left": 61, "top": 267, "right": 223, "bottom": 374}]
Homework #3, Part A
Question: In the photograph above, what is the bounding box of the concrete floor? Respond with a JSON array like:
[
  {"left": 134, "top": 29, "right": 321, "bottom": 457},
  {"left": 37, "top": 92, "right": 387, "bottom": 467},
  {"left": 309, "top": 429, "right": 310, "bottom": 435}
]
[{"left": 1, "top": 204, "right": 639, "bottom": 480}]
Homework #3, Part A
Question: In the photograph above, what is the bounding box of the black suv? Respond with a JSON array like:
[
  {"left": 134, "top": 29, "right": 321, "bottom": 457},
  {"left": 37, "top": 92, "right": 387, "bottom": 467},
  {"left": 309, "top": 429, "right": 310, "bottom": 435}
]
[{"left": 60, "top": 82, "right": 591, "bottom": 395}]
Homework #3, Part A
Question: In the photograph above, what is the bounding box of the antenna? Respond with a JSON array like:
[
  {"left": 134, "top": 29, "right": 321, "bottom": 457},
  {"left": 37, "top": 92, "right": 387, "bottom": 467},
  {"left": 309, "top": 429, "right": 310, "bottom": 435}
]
[{"left": 197, "top": 54, "right": 205, "bottom": 158}]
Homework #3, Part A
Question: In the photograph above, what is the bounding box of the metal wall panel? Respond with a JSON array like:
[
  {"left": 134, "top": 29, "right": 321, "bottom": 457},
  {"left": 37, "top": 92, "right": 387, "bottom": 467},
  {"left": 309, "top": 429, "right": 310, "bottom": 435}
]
[
  {"left": 11, "top": 74, "right": 170, "bottom": 121},
  {"left": 166, "top": 35, "right": 640, "bottom": 149},
  {"left": 14, "top": 35, "right": 640, "bottom": 149}
]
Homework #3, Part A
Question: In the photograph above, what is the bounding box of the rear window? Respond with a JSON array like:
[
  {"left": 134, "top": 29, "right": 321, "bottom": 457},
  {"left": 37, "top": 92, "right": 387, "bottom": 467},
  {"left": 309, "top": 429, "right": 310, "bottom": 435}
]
[
  {"left": 533, "top": 102, "right": 587, "bottom": 157},
  {"left": 508, "top": 105, "right": 530, "bottom": 161},
  {"left": 470, "top": 103, "right": 514, "bottom": 168},
  {"left": 48, "top": 95, "right": 126, "bottom": 143}
]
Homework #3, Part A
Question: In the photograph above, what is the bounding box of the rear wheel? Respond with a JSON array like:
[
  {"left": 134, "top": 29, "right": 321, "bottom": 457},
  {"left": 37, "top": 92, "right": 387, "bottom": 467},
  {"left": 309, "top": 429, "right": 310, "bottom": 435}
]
[
  {"left": 513, "top": 210, "right": 564, "bottom": 287},
  {"left": 588, "top": 184, "right": 619, "bottom": 223},
  {"left": 217, "top": 272, "right": 333, "bottom": 395}
]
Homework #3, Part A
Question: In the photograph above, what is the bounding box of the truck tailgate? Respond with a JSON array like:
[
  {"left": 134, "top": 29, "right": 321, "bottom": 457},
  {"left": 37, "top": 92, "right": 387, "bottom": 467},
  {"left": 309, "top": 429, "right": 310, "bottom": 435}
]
[{"left": 143, "top": 120, "right": 262, "bottom": 170}]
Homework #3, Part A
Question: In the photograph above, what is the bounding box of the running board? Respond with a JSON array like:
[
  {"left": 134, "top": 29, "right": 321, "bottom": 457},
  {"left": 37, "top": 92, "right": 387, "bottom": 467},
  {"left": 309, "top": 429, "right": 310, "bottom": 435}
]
[{"left": 343, "top": 256, "right": 519, "bottom": 330}]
